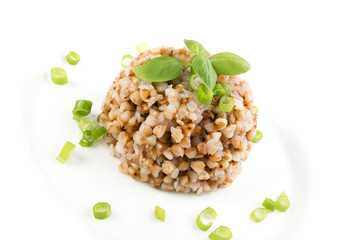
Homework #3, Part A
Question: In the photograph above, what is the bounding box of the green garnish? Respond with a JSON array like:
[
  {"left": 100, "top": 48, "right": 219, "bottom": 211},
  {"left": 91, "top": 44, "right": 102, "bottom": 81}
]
[
  {"left": 253, "top": 105, "right": 259, "bottom": 115},
  {"left": 262, "top": 198, "right": 277, "bottom": 212},
  {"left": 184, "top": 39, "right": 209, "bottom": 56},
  {"left": 276, "top": 191, "right": 290, "bottom": 212},
  {"left": 56, "top": 141, "right": 75, "bottom": 164},
  {"left": 136, "top": 42, "right": 150, "bottom": 53},
  {"left": 93, "top": 202, "right": 111, "bottom": 219},
  {"left": 121, "top": 54, "right": 134, "bottom": 67},
  {"left": 50, "top": 67, "right": 68, "bottom": 85},
  {"left": 218, "top": 95, "right": 235, "bottom": 112},
  {"left": 191, "top": 54, "right": 217, "bottom": 91},
  {"left": 132, "top": 39, "right": 250, "bottom": 112},
  {"left": 250, "top": 208, "right": 270, "bottom": 223},
  {"left": 66, "top": 51, "right": 80, "bottom": 65},
  {"left": 154, "top": 206, "right": 166, "bottom": 222},
  {"left": 133, "top": 56, "right": 184, "bottom": 82},
  {"left": 252, "top": 130, "right": 263, "bottom": 143},
  {"left": 78, "top": 117, "right": 98, "bottom": 132},
  {"left": 213, "top": 82, "right": 232, "bottom": 97},
  {"left": 189, "top": 74, "right": 202, "bottom": 91},
  {"left": 197, "top": 84, "right": 213, "bottom": 106},
  {"left": 72, "top": 100, "right": 93, "bottom": 118},
  {"left": 79, "top": 127, "right": 107, "bottom": 147},
  {"left": 210, "top": 52, "right": 250, "bottom": 76},
  {"left": 196, "top": 207, "right": 217, "bottom": 231},
  {"left": 209, "top": 226, "right": 233, "bottom": 240}
]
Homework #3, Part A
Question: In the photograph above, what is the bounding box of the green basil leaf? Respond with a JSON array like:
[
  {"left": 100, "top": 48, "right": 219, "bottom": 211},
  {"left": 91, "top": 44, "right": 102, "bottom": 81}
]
[
  {"left": 133, "top": 56, "right": 184, "bottom": 82},
  {"left": 191, "top": 55, "right": 217, "bottom": 90},
  {"left": 184, "top": 39, "right": 209, "bottom": 56},
  {"left": 210, "top": 52, "right": 250, "bottom": 76}
]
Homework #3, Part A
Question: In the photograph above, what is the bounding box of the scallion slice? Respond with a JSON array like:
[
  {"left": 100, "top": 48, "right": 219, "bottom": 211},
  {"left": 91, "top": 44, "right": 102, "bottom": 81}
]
[
  {"left": 66, "top": 51, "right": 80, "bottom": 65},
  {"left": 155, "top": 206, "right": 166, "bottom": 222},
  {"left": 276, "top": 191, "right": 290, "bottom": 212},
  {"left": 72, "top": 100, "right": 93, "bottom": 117},
  {"left": 213, "top": 84, "right": 226, "bottom": 96},
  {"left": 252, "top": 130, "right": 263, "bottom": 143},
  {"left": 209, "top": 226, "right": 233, "bottom": 240},
  {"left": 197, "top": 84, "right": 213, "bottom": 105},
  {"left": 196, "top": 207, "right": 217, "bottom": 231},
  {"left": 250, "top": 208, "right": 270, "bottom": 223},
  {"left": 121, "top": 54, "right": 134, "bottom": 67},
  {"left": 93, "top": 202, "right": 111, "bottom": 219},
  {"left": 189, "top": 74, "right": 202, "bottom": 91},
  {"left": 50, "top": 67, "right": 68, "bottom": 85},
  {"left": 252, "top": 105, "right": 258, "bottom": 115},
  {"left": 56, "top": 141, "right": 75, "bottom": 164},
  {"left": 79, "top": 130, "right": 94, "bottom": 147},
  {"left": 78, "top": 118, "right": 98, "bottom": 132},
  {"left": 91, "top": 127, "right": 107, "bottom": 139},
  {"left": 218, "top": 95, "right": 235, "bottom": 112},
  {"left": 262, "top": 198, "right": 277, "bottom": 212},
  {"left": 136, "top": 42, "right": 150, "bottom": 53},
  {"left": 220, "top": 82, "right": 233, "bottom": 95}
]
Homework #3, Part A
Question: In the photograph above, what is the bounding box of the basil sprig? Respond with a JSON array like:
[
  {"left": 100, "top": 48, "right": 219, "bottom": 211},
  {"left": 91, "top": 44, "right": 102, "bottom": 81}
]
[
  {"left": 133, "top": 56, "right": 184, "bottom": 82},
  {"left": 132, "top": 39, "right": 250, "bottom": 109}
]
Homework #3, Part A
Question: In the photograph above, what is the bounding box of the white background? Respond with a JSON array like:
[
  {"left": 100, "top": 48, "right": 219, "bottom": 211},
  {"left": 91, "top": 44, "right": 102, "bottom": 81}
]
[{"left": 1, "top": 0, "right": 349, "bottom": 239}]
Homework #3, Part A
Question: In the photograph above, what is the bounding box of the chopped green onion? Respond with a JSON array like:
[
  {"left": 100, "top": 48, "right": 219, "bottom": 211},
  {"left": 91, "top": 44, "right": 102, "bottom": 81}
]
[
  {"left": 250, "top": 208, "right": 270, "bottom": 223},
  {"left": 213, "top": 84, "right": 226, "bottom": 96},
  {"left": 56, "top": 141, "right": 75, "bottom": 164},
  {"left": 66, "top": 51, "right": 80, "bottom": 65},
  {"left": 262, "top": 198, "right": 277, "bottom": 212},
  {"left": 73, "top": 115, "right": 83, "bottom": 121},
  {"left": 72, "top": 100, "right": 93, "bottom": 117},
  {"left": 218, "top": 95, "right": 235, "bottom": 112},
  {"left": 121, "top": 54, "right": 134, "bottom": 67},
  {"left": 136, "top": 42, "right": 150, "bottom": 53},
  {"left": 93, "top": 202, "right": 111, "bottom": 219},
  {"left": 50, "top": 67, "right": 68, "bottom": 85},
  {"left": 252, "top": 105, "right": 258, "bottom": 115},
  {"left": 276, "top": 191, "right": 290, "bottom": 212},
  {"left": 197, "top": 84, "right": 213, "bottom": 105},
  {"left": 209, "top": 226, "right": 233, "bottom": 240},
  {"left": 78, "top": 118, "right": 98, "bottom": 132},
  {"left": 252, "top": 130, "right": 263, "bottom": 143},
  {"left": 196, "top": 207, "right": 217, "bottom": 231},
  {"left": 189, "top": 74, "right": 202, "bottom": 91},
  {"left": 79, "top": 130, "right": 95, "bottom": 147},
  {"left": 155, "top": 206, "right": 166, "bottom": 222},
  {"left": 79, "top": 127, "right": 107, "bottom": 147},
  {"left": 220, "top": 82, "right": 233, "bottom": 95},
  {"left": 91, "top": 127, "right": 107, "bottom": 139}
]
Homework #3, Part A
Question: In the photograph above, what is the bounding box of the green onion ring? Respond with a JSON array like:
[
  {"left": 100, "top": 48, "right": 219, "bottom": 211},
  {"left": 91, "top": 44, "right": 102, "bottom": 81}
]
[
  {"left": 56, "top": 141, "right": 75, "bottom": 164},
  {"left": 218, "top": 95, "right": 235, "bottom": 112},
  {"left": 196, "top": 207, "right": 217, "bottom": 231},
  {"left": 66, "top": 51, "right": 80, "bottom": 65},
  {"left": 197, "top": 84, "right": 213, "bottom": 105},
  {"left": 189, "top": 74, "right": 202, "bottom": 91},
  {"left": 209, "top": 226, "right": 233, "bottom": 240},
  {"left": 136, "top": 42, "right": 150, "bottom": 53},
  {"left": 50, "top": 67, "right": 68, "bottom": 85},
  {"left": 93, "top": 202, "right": 111, "bottom": 219},
  {"left": 121, "top": 54, "right": 134, "bottom": 67},
  {"left": 72, "top": 100, "right": 93, "bottom": 117},
  {"left": 276, "top": 191, "right": 290, "bottom": 212},
  {"left": 252, "top": 130, "right": 263, "bottom": 143},
  {"left": 262, "top": 198, "right": 277, "bottom": 212},
  {"left": 154, "top": 206, "right": 166, "bottom": 222},
  {"left": 250, "top": 208, "right": 270, "bottom": 223},
  {"left": 78, "top": 118, "right": 98, "bottom": 132}
]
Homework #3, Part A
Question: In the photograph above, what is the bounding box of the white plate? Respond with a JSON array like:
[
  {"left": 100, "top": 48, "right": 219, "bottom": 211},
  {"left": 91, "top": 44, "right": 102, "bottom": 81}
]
[{"left": 23, "top": 56, "right": 310, "bottom": 240}]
